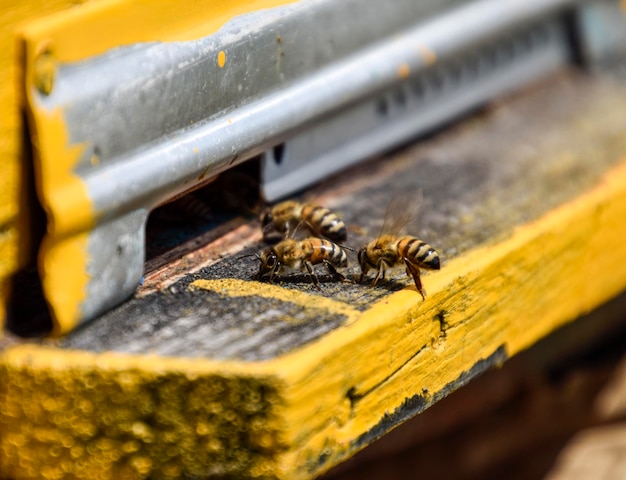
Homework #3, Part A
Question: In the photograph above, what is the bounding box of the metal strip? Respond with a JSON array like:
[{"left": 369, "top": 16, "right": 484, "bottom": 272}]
[
  {"left": 24, "top": 0, "right": 589, "bottom": 332},
  {"left": 70, "top": 0, "right": 579, "bottom": 221},
  {"left": 261, "top": 18, "right": 571, "bottom": 200}
]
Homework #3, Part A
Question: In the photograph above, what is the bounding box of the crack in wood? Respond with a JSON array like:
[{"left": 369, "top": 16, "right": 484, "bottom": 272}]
[{"left": 346, "top": 343, "right": 430, "bottom": 411}]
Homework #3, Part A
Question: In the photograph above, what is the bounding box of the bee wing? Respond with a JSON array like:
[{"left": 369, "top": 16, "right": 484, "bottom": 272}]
[
  {"left": 379, "top": 190, "right": 423, "bottom": 236},
  {"left": 289, "top": 219, "right": 311, "bottom": 239}
]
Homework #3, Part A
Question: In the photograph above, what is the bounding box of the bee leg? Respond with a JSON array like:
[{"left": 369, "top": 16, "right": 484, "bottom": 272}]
[
  {"left": 323, "top": 261, "right": 349, "bottom": 283},
  {"left": 268, "top": 261, "right": 282, "bottom": 284},
  {"left": 358, "top": 265, "right": 369, "bottom": 284},
  {"left": 262, "top": 224, "right": 282, "bottom": 243},
  {"left": 371, "top": 260, "right": 387, "bottom": 287},
  {"left": 304, "top": 261, "right": 322, "bottom": 291},
  {"left": 404, "top": 259, "right": 426, "bottom": 300},
  {"left": 261, "top": 222, "right": 274, "bottom": 239}
]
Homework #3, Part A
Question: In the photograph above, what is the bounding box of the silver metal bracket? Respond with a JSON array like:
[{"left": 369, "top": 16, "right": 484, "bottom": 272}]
[{"left": 260, "top": 15, "right": 571, "bottom": 200}]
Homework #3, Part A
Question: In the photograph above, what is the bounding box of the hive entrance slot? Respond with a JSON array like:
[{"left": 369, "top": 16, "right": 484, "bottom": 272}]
[{"left": 144, "top": 159, "right": 262, "bottom": 272}]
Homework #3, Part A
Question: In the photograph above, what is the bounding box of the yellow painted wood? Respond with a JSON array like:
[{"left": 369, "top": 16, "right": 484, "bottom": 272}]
[
  {"left": 16, "top": 0, "right": 298, "bottom": 333},
  {"left": 2, "top": 157, "right": 626, "bottom": 479},
  {"left": 0, "top": 0, "right": 107, "bottom": 331},
  {"left": 191, "top": 278, "right": 361, "bottom": 325},
  {"left": 276, "top": 159, "right": 626, "bottom": 472}
]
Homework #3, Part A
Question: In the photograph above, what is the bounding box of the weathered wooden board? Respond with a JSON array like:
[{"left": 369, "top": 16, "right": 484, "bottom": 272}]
[{"left": 2, "top": 69, "right": 626, "bottom": 479}]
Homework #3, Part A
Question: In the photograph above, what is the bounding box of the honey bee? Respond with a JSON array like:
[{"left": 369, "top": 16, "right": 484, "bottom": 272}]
[
  {"left": 256, "top": 237, "right": 348, "bottom": 288},
  {"left": 174, "top": 193, "right": 213, "bottom": 221},
  {"left": 357, "top": 236, "right": 440, "bottom": 299},
  {"left": 260, "top": 200, "right": 347, "bottom": 242},
  {"left": 357, "top": 194, "right": 440, "bottom": 299}
]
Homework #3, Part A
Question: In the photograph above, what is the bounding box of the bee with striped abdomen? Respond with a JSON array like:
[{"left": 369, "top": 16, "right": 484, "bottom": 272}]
[
  {"left": 357, "top": 235, "right": 440, "bottom": 299},
  {"left": 174, "top": 193, "right": 214, "bottom": 221},
  {"left": 256, "top": 237, "right": 348, "bottom": 288},
  {"left": 357, "top": 194, "right": 440, "bottom": 299},
  {"left": 260, "top": 200, "right": 347, "bottom": 242}
]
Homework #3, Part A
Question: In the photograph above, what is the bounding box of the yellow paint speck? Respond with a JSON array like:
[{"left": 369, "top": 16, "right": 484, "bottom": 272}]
[
  {"left": 397, "top": 63, "right": 410, "bottom": 79},
  {"left": 416, "top": 42, "right": 437, "bottom": 65},
  {"left": 227, "top": 118, "right": 233, "bottom": 124},
  {"left": 217, "top": 50, "right": 226, "bottom": 68},
  {"left": 193, "top": 147, "right": 199, "bottom": 154}
]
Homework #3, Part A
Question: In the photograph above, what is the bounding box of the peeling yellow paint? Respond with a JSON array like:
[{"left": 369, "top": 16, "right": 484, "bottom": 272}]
[
  {"left": 21, "top": 95, "right": 92, "bottom": 333},
  {"left": 41, "top": 233, "right": 91, "bottom": 336},
  {"left": 21, "top": 20, "right": 93, "bottom": 336}
]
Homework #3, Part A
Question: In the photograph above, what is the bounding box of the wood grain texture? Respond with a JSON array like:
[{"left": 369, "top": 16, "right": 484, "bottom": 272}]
[
  {"left": 2, "top": 69, "right": 626, "bottom": 479},
  {"left": 322, "top": 292, "right": 626, "bottom": 480}
]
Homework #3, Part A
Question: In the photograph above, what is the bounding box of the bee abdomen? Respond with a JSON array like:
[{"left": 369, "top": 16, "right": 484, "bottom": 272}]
[
  {"left": 308, "top": 238, "right": 348, "bottom": 267},
  {"left": 400, "top": 237, "right": 440, "bottom": 270},
  {"left": 175, "top": 194, "right": 213, "bottom": 221},
  {"left": 333, "top": 242, "right": 349, "bottom": 267},
  {"left": 301, "top": 204, "right": 347, "bottom": 241}
]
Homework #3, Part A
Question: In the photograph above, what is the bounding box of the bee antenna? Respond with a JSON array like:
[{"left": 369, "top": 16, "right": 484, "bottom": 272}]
[
  {"left": 238, "top": 252, "right": 261, "bottom": 261},
  {"left": 262, "top": 222, "right": 275, "bottom": 234}
]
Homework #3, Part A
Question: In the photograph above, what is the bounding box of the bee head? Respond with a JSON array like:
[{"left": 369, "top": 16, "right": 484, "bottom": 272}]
[{"left": 257, "top": 248, "right": 278, "bottom": 278}]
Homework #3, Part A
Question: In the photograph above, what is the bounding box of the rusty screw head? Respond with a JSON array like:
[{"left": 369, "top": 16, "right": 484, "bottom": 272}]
[{"left": 34, "top": 48, "right": 56, "bottom": 96}]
